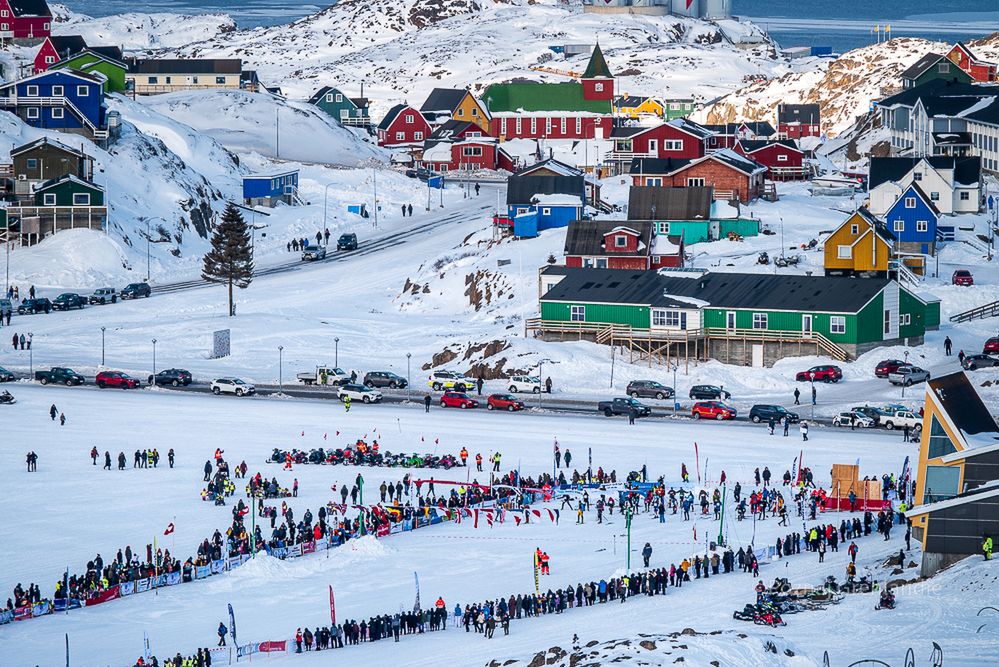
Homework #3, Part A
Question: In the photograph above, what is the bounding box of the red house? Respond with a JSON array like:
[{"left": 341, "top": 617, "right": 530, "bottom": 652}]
[
  {"left": 563, "top": 219, "right": 683, "bottom": 270},
  {"left": 377, "top": 104, "right": 431, "bottom": 148},
  {"left": 703, "top": 121, "right": 776, "bottom": 150},
  {"left": 946, "top": 42, "right": 997, "bottom": 83},
  {"left": 421, "top": 139, "right": 516, "bottom": 173},
  {"left": 777, "top": 104, "right": 820, "bottom": 140},
  {"left": 32, "top": 34, "right": 86, "bottom": 74},
  {"left": 610, "top": 118, "right": 713, "bottom": 171},
  {"left": 630, "top": 150, "right": 767, "bottom": 203},
  {"left": 0, "top": 0, "right": 52, "bottom": 41},
  {"left": 733, "top": 139, "right": 805, "bottom": 180}
]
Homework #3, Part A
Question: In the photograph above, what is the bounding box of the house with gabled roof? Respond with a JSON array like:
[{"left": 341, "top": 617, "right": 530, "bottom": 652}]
[
  {"left": 0, "top": 69, "right": 108, "bottom": 141},
  {"left": 884, "top": 183, "right": 940, "bottom": 256},
  {"left": 126, "top": 58, "right": 244, "bottom": 94},
  {"left": 777, "top": 104, "right": 821, "bottom": 139},
  {"left": 630, "top": 149, "right": 766, "bottom": 203},
  {"left": 945, "top": 42, "right": 997, "bottom": 83},
  {"left": 377, "top": 104, "right": 431, "bottom": 149},
  {"left": 307, "top": 86, "right": 371, "bottom": 127},
  {"left": 614, "top": 95, "right": 663, "bottom": 119},
  {"left": 823, "top": 208, "right": 895, "bottom": 277},
  {"left": 901, "top": 52, "right": 973, "bottom": 89},
  {"left": 609, "top": 118, "right": 713, "bottom": 172},
  {"left": 420, "top": 88, "right": 490, "bottom": 133},
  {"left": 0, "top": 0, "right": 52, "bottom": 41},
  {"left": 50, "top": 47, "right": 127, "bottom": 92},
  {"left": 32, "top": 34, "right": 86, "bottom": 74},
  {"left": 627, "top": 185, "right": 759, "bottom": 243},
  {"left": 868, "top": 156, "right": 980, "bottom": 216},
  {"left": 10, "top": 136, "right": 94, "bottom": 197},
  {"left": 733, "top": 138, "right": 805, "bottom": 180},
  {"left": 703, "top": 121, "right": 776, "bottom": 149},
  {"left": 563, "top": 219, "right": 684, "bottom": 270}
]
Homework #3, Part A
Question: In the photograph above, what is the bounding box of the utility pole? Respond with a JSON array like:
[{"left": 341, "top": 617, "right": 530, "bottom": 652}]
[
  {"left": 101, "top": 326, "right": 105, "bottom": 366},
  {"left": 373, "top": 169, "right": 378, "bottom": 228},
  {"left": 625, "top": 505, "right": 633, "bottom": 570}
]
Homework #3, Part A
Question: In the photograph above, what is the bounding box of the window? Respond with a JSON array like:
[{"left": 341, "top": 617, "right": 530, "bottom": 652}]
[
  {"left": 938, "top": 62, "right": 950, "bottom": 73},
  {"left": 192, "top": 77, "right": 199, "bottom": 85},
  {"left": 0, "top": 10, "right": 7, "bottom": 16},
  {"left": 777, "top": 154, "right": 788, "bottom": 162},
  {"left": 917, "top": 220, "right": 928, "bottom": 232},
  {"left": 686, "top": 177, "right": 705, "bottom": 187},
  {"left": 594, "top": 83, "right": 603, "bottom": 92},
  {"left": 77, "top": 85, "right": 89, "bottom": 96},
  {"left": 414, "top": 132, "right": 424, "bottom": 141},
  {"left": 51, "top": 85, "right": 63, "bottom": 96},
  {"left": 927, "top": 416, "right": 957, "bottom": 459},
  {"left": 531, "top": 118, "right": 537, "bottom": 135},
  {"left": 576, "top": 117, "right": 582, "bottom": 134},
  {"left": 541, "top": 207, "right": 551, "bottom": 216},
  {"left": 395, "top": 131, "right": 405, "bottom": 141},
  {"left": 904, "top": 197, "right": 916, "bottom": 208},
  {"left": 1, "top": 23, "right": 7, "bottom": 30},
  {"left": 335, "top": 93, "right": 343, "bottom": 103},
  {"left": 670, "top": 103, "right": 679, "bottom": 110},
  {"left": 923, "top": 465, "right": 960, "bottom": 504},
  {"left": 829, "top": 316, "right": 846, "bottom": 334},
  {"left": 899, "top": 313, "right": 911, "bottom": 326},
  {"left": 752, "top": 313, "right": 767, "bottom": 329},
  {"left": 462, "top": 146, "right": 482, "bottom": 157},
  {"left": 850, "top": 224, "right": 858, "bottom": 234},
  {"left": 26, "top": 158, "right": 37, "bottom": 170},
  {"left": 560, "top": 117, "right": 566, "bottom": 134},
  {"left": 215, "top": 76, "right": 226, "bottom": 85},
  {"left": 655, "top": 222, "right": 670, "bottom": 234},
  {"left": 51, "top": 107, "right": 63, "bottom": 119},
  {"left": 570, "top": 305, "right": 585, "bottom": 322},
  {"left": 26, "top": 107, "right": 39, "bottom": 119},
  {"left": 164, "top": 77, "right": 171, "bottom": 84},
  {"left": 43, "top": 22, "right": 50, "bottom": 30},
  {"left": 45, "top": 56, "right": 54, "bottom": 64},
  {"left": 615, "top": 235, "right": 628, "bottom": 247},
  {"left": 405, "top": 114, "right": 414, "bottom": 124},
  {"left": 645, "top": 177, "right": 662, "bottom": 186},
  {"left": 837, "top": 245, "right": 852, "bottom": 259},
  {"left": 960, "top": 191, "right": 970, "bottom": 200},
  {"left": 893, "top": 220, "right": 904, "bottom": 232},
  {"left": 884, "top": 309, "right": 891, "bottom": 335},
  {"left": 72, "top": 193, "right": 90, "bottom": 205},
  {"left": 930, "top": 191, "right": 940, "bottom": 201},
  {"left": 545, "top": 117, "right": 552, "bottom": 134},
  {"left": 43, "top": 193, "right": 56, "bottom": 205},
  {"left": 664, "top": 140, "right": 683, "bottom": 151},
  {"left": 515, "top": 118, "right": 522, "bottom": 134},
  {"left": 471, "top": 107, "right": 478, "bottom": 117},
  {"left": 339, "top": 109, "right": 348, "bottom": 119},
  {"left": 595, "top": 258, "right": 607, "bottom": 268},
  {"left": 26, "top": 85, "right": 38, "bottom": 96},
  {"left": 913, "top": 172, "right": 922, "bottom": 181},
  {"left": 726, "top": 311, "right": 736, "bottom": 329},
  {"left": 325, "top": 93, "right": 334, "bottom": 103}
]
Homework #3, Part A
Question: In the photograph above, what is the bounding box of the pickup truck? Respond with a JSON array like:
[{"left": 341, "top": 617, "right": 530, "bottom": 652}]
[
  {"left": 302, "top": 245, "right": 327, "bottom": 261},
  {"left": 297, "top": 366, "right": 350, "bottom": 386},
  {"left": 35, "top": 367, "right": 85, "bottom": 386},
  {"left": 881, "top": 409, "right": 922, "bottom": 432},
  {"left": 598, "top": 397, "right": 652, "bottom": 418}
]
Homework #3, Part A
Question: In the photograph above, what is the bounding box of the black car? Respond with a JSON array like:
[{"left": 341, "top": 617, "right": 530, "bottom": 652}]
[
  {"left": 121, "top": 282, "right": 152, "bottom": 299},
  {"left": 749, "top": 404, "right": 799, "bottom": 424},
  {"left": 626, "top": 380, "right": 674, "bottom": 400},
  {"left": 689, "top": 384, "right": 730, "bottom": 400},
  {"left": 148, "top": 368, "right": 193, "bottom": 387},
  {"left": 337, "top": 233, "right": 358, "bottom": 251},
  {"left": 363, "top": 371, "right": 407, "bottom": 389},
  {"left": 17, "top": 298, "right": 52, "bottom": 314},
  {"left": 0, "top": 366, "right": 14, "bottom": 382},
  {"left": 52, "top": 293, "right": 86, "bottom": 310}
]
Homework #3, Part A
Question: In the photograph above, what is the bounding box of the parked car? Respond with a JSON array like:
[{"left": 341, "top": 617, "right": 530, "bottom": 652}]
[
  {"left": 17, "top": 298, "right": 52, "bottom": 314},
  {"left": 689, "top": 385, "right": 730, "bottom": 400},
  {"left": 952, "top": 269, "right": 974, "bottom": 286},
  {"left": 428, "top": 370, "right": 474, "bottom": 392},
  {"left": 302, "top": 245, "right": 326, "bottom": 261},
  {"left": 832, "top": 411, "right": 875, "bottom": 428},
  {"left": 0, "top": 298, "right": 11, "bottom": 317},
  {"left": 692, "top": 401, "right": 737, "bottom": 420},
  {"left": 888, "top": 365, "right": 930, "bottom": 386},
  {"left": 52, "top": 293, "right": 86, "bottom": 310},
  {"left": 121, "top": 282, "right": 152, "bottom": 299},
  {"left": 337, "top": 233, "right": 358, "bottom": 251},
  {"left": 850, "top": 406, "right": 887, "bottom": 425},
  {"left": 881, "top": 409, "right": 922, "bottom": 432},
  {"left": 96, "top": 371, "right": 140, "bottom": 389},
  {"left": 508, "top": 375, "right": 541, "bottom": 393},
  {"left": 148, "top": 368, "right": 193, "bottom": 387},
  {"left": 962, "top": 353, "right": 999, "bottom": 371},
  {"left": 626, "top": 380, "right": 675, "bottom": 400},
  {"left": 598, "top": 397, "right": 652, "bottom": 418},
  {"left": 337, "top": 383, "right": 382, "bottom": 403},
  {"left": 749, "top": 404, "right": 799, "bottom": 424},
  {"left": 89, "top": 288, "right": 118, "bottom": 305},
  {"left": 297, "top": 366, "right": 350, "bottom": 386},
  {"left": 0, "top": 366, "right": 14, "bottom": 382},
  {"left": 795, "top": 365, "right": 843, "bottom": 383},
  {"left": 363, "top": 371, "right": 407, "bottom": 389},
  {"left": 874, "top": 359, "right": 907, "bottom": 378},
  {"left": 985, "top": 338, "right": 999, "bottom": 354},
  {"left": 35, "top": 367, "right": 85, "bottom": 386},
  {"left": 487, "top": 393, "right": 525, "bottom": 411},
  {"left": 440, "top": 391, "right": 478, "bottom": 409},
  {"left": 210, "top": 377, "right": 255, "bottom": 396}
]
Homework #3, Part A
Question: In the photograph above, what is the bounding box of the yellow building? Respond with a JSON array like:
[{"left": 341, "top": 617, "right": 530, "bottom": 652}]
[
  {"left": 453, "top": 91, "right": 491, "bottom": 133},
  {"left": 126, "top": 59, "right": 243, "bottom": 95},
  {"left": 614, "top": 95, "right": 664, "bottom": 119},
  {"left": 823, "top": 208, "right": 894, "bottom": 277}
]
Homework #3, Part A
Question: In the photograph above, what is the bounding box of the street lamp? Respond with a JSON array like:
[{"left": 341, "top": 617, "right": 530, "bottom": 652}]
[
  {"left": 27, "top": 332, "right": 33, "bottom": 376},
  {"left": 278, "top": 346, "right": 284, "bottom": 394},
  {"left": 334, "top": 337, "right": 340, "bottom": 368},
  {"left": 406, "top": 353, "right": 412, "bottom": 402},
  {"left": 670, "top": 361, "right": 679, "bottom": 414},
  {"left": 809, "top": 372, "right": 815, "bottom": 420},
  {"left": 901, "top": 351, "right": 911, "bottom": 398},
  {"left": 101, "top": 326, "right": 106, "bottom": 366},
  {"left": 323, "top": 183, "right": 336, "bottom": 243},
  {"left": 152, "top": 338, "right": 157, "bottom": 376}
]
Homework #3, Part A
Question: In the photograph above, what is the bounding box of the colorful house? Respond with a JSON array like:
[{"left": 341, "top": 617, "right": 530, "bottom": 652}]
[
  {"left": 506, "top": 166, "right": 585, "bottom": 236},
  {"left": 50, "top": 47, "right": 127, "bottom": 93},
  {"left": 627, "top": 185, "right": 759, "bottom": 243},
  {"left": 515, "top": 158, "right": 600, "bottom": 206},
  {"left": 421, "top": 138, "right": 515, "bottom": 173},
  {"left": 630, "top": 150, "right": 766, "bottom": 203},
  {"left": 10, "top": 136, "right": 93, "bottom": 198},
  {"left": 777, "top": 104, "right": 821, "bottom": 139},
  {"left": 562, "top": 219, "right": 683, "bottom": 270},
  {"left": 126, "top": 58, "right": 244, "bottom": 95},
  {"left": 733, "top": 138, "right": 805, "bottom": 180},
  {"left": 0, "top": 69, "right": 107, "bottom": 140},
  {"left": 307, "top": 86, "right": 370, "bottom": 127},
  {"left": 901, "top": 52, "right": 974, "bottom": 89},
  {"left": 376, "top": 104, "right": 431, "bottom": 148},
  {"left": 0, "top": 0, "right": 51, "bottom": 41},
  {"left": 420, "top": 88, "right": 490, "bottom": 133},
  {"left": 704, "top": 121, "right": 776, "bottom": 150},
  {"left": 242, "top": 171, "right": 299, "bottom": 208},
  {"left": 945, "top": 42, "right": 997, "bottom": 83},
  {"left": 33, "top": 174, "right": 104, "bottom": 206},
  {"left": 32, "top": 34, "right": 85, "bottom": 74},
  {"left": 614, "top": 95, "right": 663, "bottom": 119},
  {"left": 884, "top": 183, "right": 940, "bottom": 256},
  {"left": 483, "top": 44, "right": 614, "bottom": 141},
  {"left": 661, "top": 99, "right": 696, "bottom": 121},
  {"left": 907, "top": 371, "right": 999, "bottom": 576},
  {"left": 609, "top": 118, "right": 713, "bottom": 171},
  {"left": 823, "top": 208, "right": 895, "bottom": 277},
  {"left": 867, "top": 156, "right": 980, "bottom": 216}
]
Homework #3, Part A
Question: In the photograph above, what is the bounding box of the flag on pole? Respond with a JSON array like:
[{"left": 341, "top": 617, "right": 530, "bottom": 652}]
[
  {"left": 694, "top": 442, "right": 701, "bottom": 483},
  {"left": 796, "top": 450, "right": 804, "bottom": 484},
  {"left": 329, "top": 585, "right": 337, "bottom": 625},
  {"left": 163, "top": 522, "right": 175, "bottom": 536},
  {"left": 413, "top": 572, "right": 421, "bottom": 613},
  {"left": 228, "top": 603, "right": 238, "bottom": 645}
]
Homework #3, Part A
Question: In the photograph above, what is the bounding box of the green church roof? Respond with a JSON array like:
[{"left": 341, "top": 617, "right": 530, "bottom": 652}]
[
  {"left": 582, "top": 42, "right": 613, "bottom": 79},
  {"left": 482, "top": 82, "right": 611, "bottom": 114}
]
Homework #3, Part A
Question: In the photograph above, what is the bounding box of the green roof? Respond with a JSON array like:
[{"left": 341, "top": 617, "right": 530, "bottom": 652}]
[
  {"left": 482, "top": 82, "right": 611, "bottom": 114},
  {"left": 582, "top": 43, "right": 612, "bottom": 79}
]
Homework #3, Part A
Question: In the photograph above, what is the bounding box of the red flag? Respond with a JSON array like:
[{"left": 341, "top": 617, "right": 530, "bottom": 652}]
[
  {"left": 486, "top": 512, "right": 494, "bottom": 527},
  {"left": 163, "top": 522, "right": 175, "bottom": 536},
  {"left": 514, "top": 516, "right": 522, "bottom": 526},
  {"left": 473, "top": 509, "right": 479, "bottom": 528},
  {"left": 238, "top": 506, "right": 249, "bottom": 516},
  {"left": 329, "top": 585, "right": 336, "bottom": 625},
  {"left": 546, "top": 509, "right": 555, "bottom": 522},
  {"left": 686, "top": 0, "right": 693, "bottom": 8}
]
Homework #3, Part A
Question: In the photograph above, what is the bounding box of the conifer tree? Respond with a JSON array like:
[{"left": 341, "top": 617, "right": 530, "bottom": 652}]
[{"left": 202, "top": 203, "right": 253, "bottom": 316}]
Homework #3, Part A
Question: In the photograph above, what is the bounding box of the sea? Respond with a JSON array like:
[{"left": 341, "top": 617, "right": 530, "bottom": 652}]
[{"left": 62, "top": 0, "right": 999, "bottom": 54}]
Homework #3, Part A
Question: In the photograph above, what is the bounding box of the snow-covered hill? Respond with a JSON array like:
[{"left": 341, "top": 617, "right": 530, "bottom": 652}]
[{"left": 51, "top": 2, "right": 235, "bottom": 49}]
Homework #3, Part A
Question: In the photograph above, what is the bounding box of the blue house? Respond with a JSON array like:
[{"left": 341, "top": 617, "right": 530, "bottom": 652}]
[
  {"left": 506, "top": 171, "right": 585, "bottom": 235},
  {"left": 885, "top": 183, "right": 940, "bottom": 256},
  {"left": 242, "top": 170, "right": 300, "bottom": 208},
  {"left": 0, "top": 70, "right": 107, "bottom": 142}
]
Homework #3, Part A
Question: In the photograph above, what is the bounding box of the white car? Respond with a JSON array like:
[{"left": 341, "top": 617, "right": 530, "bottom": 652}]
[
  {"left": 881, "top": 410, "right": 922, "bottom": 432},
  {"left": 428, "top": 370, "right": 475, "bottom": 392},
  {"left": 508, "top": 375, "right": 541, "bottom": 393},
  {"left": 832, "top": 411, "right": 875, "bottom": 428},
  {"left": 211, "top": 377, "right": 255, "bottom": 396},
  {"left": 337, "top": 383, "right": 382, "bottom": 403}
]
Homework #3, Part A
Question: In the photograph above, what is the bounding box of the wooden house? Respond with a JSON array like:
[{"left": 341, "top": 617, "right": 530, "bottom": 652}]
[
  {"left": 0, "top": 0, "right": 51, "bottom": 41},
  {"left": 563, "top": 219, "right": 683, "bottom": 270},
  {"left": 33, "top": 174, "right": 103, "bottom": 206},
  {"left": 867, "top": 156, "right": 980, "bottom": 216},
  {"left": 10, "top": 136, "right": 93, "bottom": 198},
  {"left": 823, "top": 208, "right": 895, "bottom": 277},
  {"left": 32, "top": 34, "right": 85, "bottom": 74},
  {"left": 377, "top": 104, "right": 431, "bottom": 148},
  {"left": 945, "top": 43, "right": 997, "bottom": 83},
  {"left": 307, "top": 86, "right": 370, "bottom": 127},
  {"left": 627, "top": 185, "right": 759, "bottom": 243},
  {"left": 733, "top": 138, "right": 805, "bottom": 180},
  {"left": 884, "top": 183, "right": 940, "bottom": 256},
  {"left": 609, "top": 118, "right": 713, "bottom": 171},
  {"left": 630, "top": 150, "right": 766, "bottom": 203},
  {"left": 126, "top": 58, "right": 243, "bottom": 95},
  {"left": 0, "top": 69, "right": 107, "bottom": 140},
  {"left": 613, "top": 95, "right": 663, "bottom": 119},
  {"left": 421, "top": 138, "right": 515, "bottom": 173},
  {"left": 901, "top": 52, "right": 973, "bottom": 90},
  {"left": 704, "top": 121, "right": 776, "bottom": 150},
  {"left": 50, "top": 47, "right": 127, "bottom": 92},
  {"left": 777, "top": 104, "right": 821, "bottom": 140}
]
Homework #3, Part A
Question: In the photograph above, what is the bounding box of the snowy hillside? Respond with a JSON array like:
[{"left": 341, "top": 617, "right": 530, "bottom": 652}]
[{"left": 51, "top": 3, "right": 236, "bottom": 49}]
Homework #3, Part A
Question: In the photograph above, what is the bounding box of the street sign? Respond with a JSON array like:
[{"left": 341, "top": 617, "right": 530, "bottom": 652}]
[{"left": 428, "top": 176, "right": 444, "bottom": 190}]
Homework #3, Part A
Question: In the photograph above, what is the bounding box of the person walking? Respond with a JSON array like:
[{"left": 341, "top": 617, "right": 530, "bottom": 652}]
[
  {"left": 59, "top": 412, "right": 66, "bottom": 426},
  {"left": 10, "top": 332, "right": 16, "bottom": 350},
  {"left": 474, "top": 182, "right": 480, "bottom": 196},
  {"left": 984, "top": 534, "right": 993, "bottom": 561},
  {"left": 91, "top": 446, "right": 98, "bottom": 465},
  {"left": 104, "top": 451, "right": 111, "bottom": 470},
  {"left": 407, "top": 204, "right": 413, "bottom": 217},
  {"left": 401, "top": 204, "right": 407, "bottom": 217},
  {"left": 800, "top": 421, "right": 809, "bottom": 441},
  {"left": 476, "top": 376, "right": 484, "bottom": 396},
  {"left": 642, "top": 542, "right": 653, "bottom": 567},
  {"left": 944, "top": 336, "right": 953, "bottom": 356},
  {"left": 344, "top": 395, "right": 351, "bottom": 412},
  {"left": 564, "top": 449, "right": 572, "bottom": 468},
  {"left": 959, "top": 350, "right": 966, "bottom": 365},
  {"left": 783, "top": 417, "right": 790, "bottom": 437},
  {"left": 793, "top": 387, "right": 800, "bottom": 405},
  {"left": 811, "top": 385, "right": 817, "bottom": 405},
  {"left": 217, "top": 622, "right": 228, "bottom": 646},
  {"left": 628, "top": 406, "right": 636, "bottom": 425},
  {"left": 49, "top": 404, "right": 57, "bottom": 421},
  {"left": 545, "top": 377, "right": 553, "bottom": 394},
  {"left": 424, "top": 394, "right": 432, "bottom": 413}
]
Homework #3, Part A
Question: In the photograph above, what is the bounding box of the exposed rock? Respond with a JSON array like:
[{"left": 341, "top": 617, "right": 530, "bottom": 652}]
[{"left": 639, "top": 640, "right": 657, "bottom": 651}]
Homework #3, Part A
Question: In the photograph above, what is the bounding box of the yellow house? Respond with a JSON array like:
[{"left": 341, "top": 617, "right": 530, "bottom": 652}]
[
  {"left": 614, "top": 95, "right": 664, "bottom": 119},
  {"left": 453, "top": 91, "right": 491, "bottom": 133},
  {"left": 823, "top": 208, "right": 894, "bottom": 277},
  {"left": 907, "top": 371, "right": 999, "bottom": 575}
]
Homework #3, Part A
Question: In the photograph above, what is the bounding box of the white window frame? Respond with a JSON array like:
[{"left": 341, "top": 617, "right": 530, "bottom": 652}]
[
  {"left": 325, "top": 93, "right": 334, "bottom": 103},
  {"left": 51, "top": 107, "right": 63, "bottom": 119},
  {"left": 335, "top": 93, "right": 343, "bottom": 103},
  {"left": 916, "top": 220, "right": 928, "bottom": 232},
  {"left": 776, "top": 154, "right": 788, "bottom": 162},
  {"left": 830, "top": 316, "right": 846, "bottom": 334},
  {"left": 51, "top": 85, "right": 63, "bottom": 96},
  {"left": 541, "top": 207, "right": 551, "bottom": 216},
  {"left": 405, "top": 114, "right": 414, "bottom": 124},
  {"left": 72, "top": 192, "right": 90, "bottom": 205},
  {"left": 570, "top": 305, "right": 585, "bottom": 322},
  {"left": 515, "top": 118, "right": 522, "bottom": 134},
  {"left": 545, "top": 117, "right": 552, "bottom": 134},
  {"left": 686, "top": 177, "right": 705, "bottom": 187},
  {"left": 42, "top": 193, "right": 56, "bottom": 205},
  {"left": 395, "top": 131, "right": 405, "bottom": 141},
  {"left": 664, "top": 140, "right": 683, "bottom": 151},
  {"left": 930, "top": 191, "right": 940, "bottom": 201},
  {"left": 904, "top": 197, "right": 916, "bottom": 208},
  {"left": 850, "top": 224, "right": 859, "bottom": 234},
  {"left": 414, "top": 132, "right": 424, "bottom": 141},
  {"left": 899, "top": 313, "right": 911, "bottom": 326},
  {"left": 752, "top": 313, "right": 768, "bottom": 330},
  {"left": 615, "top": 235, "right": 628, "bottom": 247},
  {"left": 77, "top": 85, "right": 89, "bottom": 96},
  {"left": 26, "top": 85, "right": 38, "bottom": 96},
  {"left": 560, "top": 117, "right": 566, "bottom": 134},
  {"left": 883, "top": 309, "right": 891, "bottom": 335},
  {"left": 645, "top": 177, "right": 663, "bottom": 186},
  {"left": 893, "top": 220, "right": 904, "bottom": 232},
  {"left": 26, "top": 107, "right": 39, "bottom": 119},
  {"left": 575, "top": 117, "right": 582, "bottom": 134},
  {"left": 531, "top": 117, "right": 537, "bottom": 135},
  {"left": 837, "top": 245, "right": 852, "bottom": 259}
]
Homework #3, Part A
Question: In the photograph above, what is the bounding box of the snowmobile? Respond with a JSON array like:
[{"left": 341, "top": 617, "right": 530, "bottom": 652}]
[
  {"left": 733, "top": 603, "right": 758, "bottom": 621},
  {"left": 0, "top": 390, "right": 15, "bottom": 404},
  {"left": 875, "top": 589, "right": 896, "bottom": 610},
  {"left": 770, "top": 577, "right": 791, "bottom": 593},
  {"left": 842, "top": 576, "right": 874, "bottom": 594},
  {"left": 757, "top": 251, "right": 770, "bottom": 265}
]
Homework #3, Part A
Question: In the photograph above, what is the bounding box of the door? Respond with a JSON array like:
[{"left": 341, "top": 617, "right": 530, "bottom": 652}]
[
  {"left": 726, "top": 311, "right": 736, "bottom": 331},
  {"left": 752, "top": 344, "right": 764, "bottom": 368},
  {"left": 648, "top": 139, "right": 658, "bottom": 156},
  {"left": 802, "top": 314, "right": 812, "bottom": 338}
]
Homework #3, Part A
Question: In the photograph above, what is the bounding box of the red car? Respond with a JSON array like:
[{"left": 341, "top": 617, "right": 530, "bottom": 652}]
[
  {"left": 692, "top": 401, "right": 737, "bottom": 420},
  {"left": 96, "top": 371, "right": 140, "bottom": 389},
  {"left": 952, "top": 269, "right": 974, "bottom": 286},
  {"left": 795, "top": 365, "right": 843, "bottom": 383},
  {"left": 440, "top": 391, "right": 478, "bottom": 409},
  {"left": 984, "top": 338, "right": 999, "bottom": 354},
  {"left": 487, "top": 393, "right": 524, "bottom": 412},
  {"left": 874, "top": 359, "right": 906, "bottom": 378}
]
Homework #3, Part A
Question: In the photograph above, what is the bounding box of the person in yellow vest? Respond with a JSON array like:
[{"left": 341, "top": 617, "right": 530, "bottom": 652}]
[
  {"left": 846, "top": 561, "right": 857, "bottom": 582},
  {"left": 984, "top": 534, "right": 993, "bottom": 561},
  {"left": 344, "top": 395, "right": 351, "bottom": 412}
]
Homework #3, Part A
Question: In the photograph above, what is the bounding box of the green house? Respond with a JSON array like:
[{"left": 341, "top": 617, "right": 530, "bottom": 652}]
[
  {"left": 51, "top": 48, "right": 128, "bottom": 93},
  {"left": 662, "top": 98, "right": 695, "bottom": 121},
  {"left": 535, "top": 267, "right": 938, "bottom": 366},
  {"left": 901, "top": 52, "right": 973, "bottom": 89},
  {"left": 307, "top": 86, "right": 371, "bottom": 126},
  {"left": 34, "top": 175, "right": 105, "bottom": 207},
  {"left": 628, "top": 185, "right": 759, "bottom": 244},
  {"left": 482, "top": 82, "right": 611, "bottom": 115}
]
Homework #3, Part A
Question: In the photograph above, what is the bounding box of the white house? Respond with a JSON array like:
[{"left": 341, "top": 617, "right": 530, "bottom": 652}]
[{"left": 867, "top": 156, "right": 980, "bottom": 216}]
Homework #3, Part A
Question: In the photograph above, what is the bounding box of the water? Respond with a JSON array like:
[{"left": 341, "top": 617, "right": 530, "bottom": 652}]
[{"left": 61, "top": 0, "right": 999, "bottom": 51}]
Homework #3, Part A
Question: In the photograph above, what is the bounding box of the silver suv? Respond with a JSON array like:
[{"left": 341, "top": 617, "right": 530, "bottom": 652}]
[
  {"left": 89, "top": 288, "right": 118, "bottom": 304},
  {"left": 887, "top": 365, "right": 930, "bottom": 386}
]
